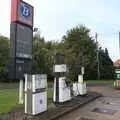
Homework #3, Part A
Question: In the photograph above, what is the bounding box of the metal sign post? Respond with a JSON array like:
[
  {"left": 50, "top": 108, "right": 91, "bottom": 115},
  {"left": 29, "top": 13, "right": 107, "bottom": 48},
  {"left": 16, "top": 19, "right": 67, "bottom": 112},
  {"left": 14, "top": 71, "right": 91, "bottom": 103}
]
[{"left": 10, "top": 0, "right": 34, "bottom": 104}]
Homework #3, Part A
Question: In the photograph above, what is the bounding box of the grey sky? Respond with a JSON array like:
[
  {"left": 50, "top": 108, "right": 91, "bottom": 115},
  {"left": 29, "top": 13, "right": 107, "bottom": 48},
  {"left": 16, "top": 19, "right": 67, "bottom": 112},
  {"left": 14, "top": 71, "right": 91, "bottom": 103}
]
[{"left": 0, "top": 0, "right": 120, "bottom": 60}]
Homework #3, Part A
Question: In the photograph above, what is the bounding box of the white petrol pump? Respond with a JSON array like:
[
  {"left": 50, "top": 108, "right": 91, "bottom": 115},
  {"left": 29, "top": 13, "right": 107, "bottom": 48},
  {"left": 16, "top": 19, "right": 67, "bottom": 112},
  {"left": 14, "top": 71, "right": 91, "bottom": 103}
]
[
  {"left": 53, "top": 53, "right": 71, "bottom": 103},
  {"left": 73, "top": 66, "right": 87, "bottom": 96},
  {"left": 25, "top": 74, "right": 47, "bottom": 115}
]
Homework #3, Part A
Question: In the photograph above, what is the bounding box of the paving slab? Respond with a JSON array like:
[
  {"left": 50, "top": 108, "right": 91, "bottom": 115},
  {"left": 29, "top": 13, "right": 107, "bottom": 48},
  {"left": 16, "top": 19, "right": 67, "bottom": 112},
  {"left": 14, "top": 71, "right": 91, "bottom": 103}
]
[{"left": 58, "top": 86, "right": 120, "bottom": 120}]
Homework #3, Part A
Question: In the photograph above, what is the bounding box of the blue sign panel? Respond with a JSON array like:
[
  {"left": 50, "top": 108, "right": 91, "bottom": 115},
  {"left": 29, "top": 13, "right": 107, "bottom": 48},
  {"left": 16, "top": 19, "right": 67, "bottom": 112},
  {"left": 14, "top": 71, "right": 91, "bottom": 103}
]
[
  {"left": 18, "top": 1, "right": 33, "bottom": 26},
  {"left": 20, "top": 3, "right": 31, "bottom": 18}
]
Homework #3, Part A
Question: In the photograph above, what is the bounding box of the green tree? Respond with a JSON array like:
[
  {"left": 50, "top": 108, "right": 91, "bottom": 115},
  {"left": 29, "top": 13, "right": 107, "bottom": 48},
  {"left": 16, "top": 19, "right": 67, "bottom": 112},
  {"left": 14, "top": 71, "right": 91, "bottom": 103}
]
[
  {"left": 0, "top": 36, "right": 9, "bottom": 82},
  {"left": 32, "top": 39, "right": 46, "bottom": 73},
  {"left": 32, "top": 26, "right": 114, "bottom": 81},
  {"left": 99, "top": 48, "right": 114, "bottom": 80},
  {"left": 62, "top": 25, "right": 97, "bottom": 80},
  {"left": 32, "top": 36, "right": 53, "bottom": 80}
]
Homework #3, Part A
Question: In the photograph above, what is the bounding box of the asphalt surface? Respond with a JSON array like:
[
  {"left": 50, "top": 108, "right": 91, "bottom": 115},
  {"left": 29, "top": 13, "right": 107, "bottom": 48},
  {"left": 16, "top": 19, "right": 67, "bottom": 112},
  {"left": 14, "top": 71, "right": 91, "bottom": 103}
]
[
  {"left": 0, "top": 83, "right": 112, "bottom": 90},
  {"left": 0, "top": 85, "right": 19, "bottom": 89},
  {"left": 57, "top": 86, "right": 120, "bottom": 120},
  {"left": 87, "top": 83, "right": 112, "bottom": 87}
]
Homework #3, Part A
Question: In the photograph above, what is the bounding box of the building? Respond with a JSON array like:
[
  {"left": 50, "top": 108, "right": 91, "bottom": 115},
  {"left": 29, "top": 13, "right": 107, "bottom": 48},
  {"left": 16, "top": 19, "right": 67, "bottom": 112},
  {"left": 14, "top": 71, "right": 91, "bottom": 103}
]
[{"left": 114, "top": 59, "right": 120, "bottom": 67}]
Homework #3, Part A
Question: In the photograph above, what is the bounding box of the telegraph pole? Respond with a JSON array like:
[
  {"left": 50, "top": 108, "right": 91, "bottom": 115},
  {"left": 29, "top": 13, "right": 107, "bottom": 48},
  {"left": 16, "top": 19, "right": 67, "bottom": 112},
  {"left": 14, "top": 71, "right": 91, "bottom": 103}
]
[
  {"left": 95, "top": 33, "right": 100, "bottom": 80},
  {"left": 119, "top": 32, "right": 120, "bottom": 54}
]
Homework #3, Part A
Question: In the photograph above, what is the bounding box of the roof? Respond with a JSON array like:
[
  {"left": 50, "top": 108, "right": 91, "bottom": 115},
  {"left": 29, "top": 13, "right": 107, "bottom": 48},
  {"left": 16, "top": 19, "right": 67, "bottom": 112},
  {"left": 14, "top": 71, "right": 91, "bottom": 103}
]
[{"left": 114, "top": 59, "right": 120, "bottom": 67}]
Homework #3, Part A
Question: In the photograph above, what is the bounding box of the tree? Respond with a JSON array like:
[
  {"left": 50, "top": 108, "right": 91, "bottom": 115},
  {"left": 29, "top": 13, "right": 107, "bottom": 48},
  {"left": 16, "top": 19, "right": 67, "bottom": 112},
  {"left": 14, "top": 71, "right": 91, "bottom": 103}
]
[
  {"left": 62, "top": 25, "right": 97, "bottom": 80},
  {"left": 30, "top": 25, "right": 114, "bottom": 81},
  {"left": 32, "top": 40, "right": 46, "bottom": 74},
  {"left": 0, "top": 36, "right": 9, "bottom": 82},
  {"left": 99, "top": 48, "right": 114, "bottom": 80},
  {"left": 32, "top": 36, "right": 53, "bottom": 80}
]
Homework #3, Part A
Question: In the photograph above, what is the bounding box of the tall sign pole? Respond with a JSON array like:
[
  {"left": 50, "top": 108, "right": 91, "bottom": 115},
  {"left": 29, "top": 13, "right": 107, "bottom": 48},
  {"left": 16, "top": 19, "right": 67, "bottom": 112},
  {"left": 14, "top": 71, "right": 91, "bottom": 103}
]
[
  {"left": 119, "top": 32, "right": 120, "bottom": 55},
  {"left": 95, "top": 33, "right": 100, "bottom": 80},
  {"left": 10, "top": 0, "right": 34, "bottom": 104}
]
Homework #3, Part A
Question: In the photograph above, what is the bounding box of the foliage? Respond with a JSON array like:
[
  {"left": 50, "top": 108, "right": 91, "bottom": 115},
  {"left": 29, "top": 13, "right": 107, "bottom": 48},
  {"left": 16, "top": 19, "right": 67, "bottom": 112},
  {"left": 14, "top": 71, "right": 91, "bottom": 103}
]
[
  {"left": 0, "top": 24, "right": 115, "bottom": 82},
  {"left": 61, "top": 25, "right": 114, "bottom": 80},
  {"left": 99, "top": 48, "right": 115, "bottom": 80},
  {"left": 32, "top": 36, "right": 53, "bottom": 80},
  {"left": 62, "top": 25, "right": 98, "bottom": 80},
  {"left": 0, "top": 36, "right": 9, "bottom": 82}
]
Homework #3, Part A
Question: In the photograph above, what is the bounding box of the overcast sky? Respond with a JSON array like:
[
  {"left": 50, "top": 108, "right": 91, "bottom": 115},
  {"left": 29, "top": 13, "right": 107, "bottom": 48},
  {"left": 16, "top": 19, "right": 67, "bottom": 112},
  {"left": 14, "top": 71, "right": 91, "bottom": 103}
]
[{"left": 0, "top": 0, "right": 120, "bottom": 61}]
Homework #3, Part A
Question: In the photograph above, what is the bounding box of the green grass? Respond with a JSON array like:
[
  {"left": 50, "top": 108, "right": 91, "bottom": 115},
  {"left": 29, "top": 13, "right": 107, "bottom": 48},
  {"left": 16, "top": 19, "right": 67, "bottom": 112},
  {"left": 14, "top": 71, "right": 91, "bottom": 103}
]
[
  {"left": 86, "top": 80, "right": 114, "bottom": 84},
  {"left": 48, "top": 82, "right": 54, "bottom": 88},
  {"left": 0, "top": 89, "right": 23, "bottom": 114},
  {"left": 47, "top": 90, "right": 53, "bottom": 100},
  {"left": 113, "top": 85, "right": 120, "bottom": 89},
  {"left": 0, "top": 88, "right": 53, "bottom": 114}
]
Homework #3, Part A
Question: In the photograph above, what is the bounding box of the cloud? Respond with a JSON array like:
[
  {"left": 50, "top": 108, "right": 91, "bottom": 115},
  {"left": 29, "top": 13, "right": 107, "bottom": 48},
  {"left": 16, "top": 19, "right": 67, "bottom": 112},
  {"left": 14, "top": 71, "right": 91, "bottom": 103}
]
[{"left": 0, "top": 0, "right": 120, "bottom": 60}]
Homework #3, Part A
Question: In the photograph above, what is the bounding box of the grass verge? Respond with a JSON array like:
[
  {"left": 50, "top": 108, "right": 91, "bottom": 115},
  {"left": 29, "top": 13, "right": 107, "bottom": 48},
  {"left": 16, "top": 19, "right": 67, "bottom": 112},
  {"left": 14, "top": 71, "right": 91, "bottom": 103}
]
[
  {"left": 47, "top": 90, "right": 53, "bottom": 100},
  {"left": 113, "top": 86, "right": 120, "bottom": 89},
  {"left": 86, "top": 80, "right": 114, "bottom": 84},
  {"left": 48, "top": 82, "right": 54, "bottom": 88},
  {"left": 0, "top": 89, "right": 53, "bottom": 114},
  {"left": 0, "top": 89, "right": 23, "bottom": 114}
]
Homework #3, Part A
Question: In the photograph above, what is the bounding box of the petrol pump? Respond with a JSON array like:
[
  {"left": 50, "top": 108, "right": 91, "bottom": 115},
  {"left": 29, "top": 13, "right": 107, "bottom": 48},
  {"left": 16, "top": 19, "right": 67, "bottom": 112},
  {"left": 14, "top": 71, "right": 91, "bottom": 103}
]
[{"left": 53, "top": 53, "right": 71, "bottom": 103}]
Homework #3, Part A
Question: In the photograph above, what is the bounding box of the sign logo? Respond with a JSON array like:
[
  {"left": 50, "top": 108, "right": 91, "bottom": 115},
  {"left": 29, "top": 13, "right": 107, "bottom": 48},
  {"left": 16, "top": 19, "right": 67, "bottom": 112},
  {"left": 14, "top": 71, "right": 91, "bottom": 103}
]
[
  {"left": 20, "top": 3, "right": 31, "bottom": 18},
  {"left": 18, "top": 2, "right": 33, "bottom": 26},
  {"left": 40, "top": 99, "right": 43, "bottom": 104}
]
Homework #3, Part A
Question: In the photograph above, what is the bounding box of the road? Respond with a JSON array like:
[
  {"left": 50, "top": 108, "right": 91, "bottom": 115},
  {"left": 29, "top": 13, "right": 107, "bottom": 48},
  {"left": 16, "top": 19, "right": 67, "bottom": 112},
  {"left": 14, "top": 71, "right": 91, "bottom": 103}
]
[
  {"left": 57, "top": 86, "right": 120, "bottom": 120},
  {"left": 0, "top": 83, "right": 111, "bottom": 89},
  {"left": 0, "top": 84, "right": 18, "bottom": 89}
]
